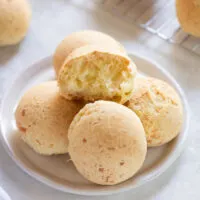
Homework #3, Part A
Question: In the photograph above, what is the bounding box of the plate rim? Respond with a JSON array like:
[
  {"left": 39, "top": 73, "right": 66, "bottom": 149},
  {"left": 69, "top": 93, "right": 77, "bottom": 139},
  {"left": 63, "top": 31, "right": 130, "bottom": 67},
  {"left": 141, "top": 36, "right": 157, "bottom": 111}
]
[{"left": 0, "top": 54, "right": 190, "bottom": 196}]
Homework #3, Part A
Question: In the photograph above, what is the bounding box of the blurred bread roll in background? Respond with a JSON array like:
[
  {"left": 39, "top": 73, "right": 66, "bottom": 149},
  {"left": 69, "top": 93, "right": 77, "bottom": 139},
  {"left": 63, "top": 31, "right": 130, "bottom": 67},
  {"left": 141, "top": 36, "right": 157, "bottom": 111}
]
[
  {"left": 0, "top": 0, "right": 31, "bottom": 46},
  {"left": 127, "top": 77, "right": 183, "bottom": 147},
  {"left": 53, "top": 30, "right": 126, "bottom": 76},
  {"left": 176, "top": 0, "right": 200, "bottom": 37},
  {"left": 15, "top": 81, "right": 83, "bottom": 155},
  {"left": 58, "top": 45, "right": 136, "bottom": 104},
  {"left": 68, "top": 101, "right": 147, "bottom": 185}
]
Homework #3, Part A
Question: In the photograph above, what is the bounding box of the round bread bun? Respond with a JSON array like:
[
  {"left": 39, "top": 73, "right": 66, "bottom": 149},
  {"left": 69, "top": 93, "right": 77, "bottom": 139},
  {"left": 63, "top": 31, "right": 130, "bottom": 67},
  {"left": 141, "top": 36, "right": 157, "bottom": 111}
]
[
  {"left": 53, "top": 30, "right": 126, "bottom": 76},
  {"left": 176, "top": 0, "right": 200, "bottom": 37},
  {"left": 126, "top": 77, "right": 183, "bottom": 147},
  {"left": 68, "top": 100, "right": 147, "bottom": 185},
  {"left": 58, "top": 45, "right": 136, "bottom": 104},
  {"left": 15, "top": 81, "right": 83, "bottom": 155},
  {"left": 0, "top": 0, "right": 31, "bottom": 46}
]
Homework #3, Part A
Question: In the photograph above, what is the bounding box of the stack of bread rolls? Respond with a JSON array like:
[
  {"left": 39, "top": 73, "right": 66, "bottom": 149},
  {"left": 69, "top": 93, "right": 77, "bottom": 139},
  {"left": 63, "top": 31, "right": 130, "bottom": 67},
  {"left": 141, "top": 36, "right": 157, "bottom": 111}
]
[{"left": 15, "top": 30, "right": 183, "bottom": 185}]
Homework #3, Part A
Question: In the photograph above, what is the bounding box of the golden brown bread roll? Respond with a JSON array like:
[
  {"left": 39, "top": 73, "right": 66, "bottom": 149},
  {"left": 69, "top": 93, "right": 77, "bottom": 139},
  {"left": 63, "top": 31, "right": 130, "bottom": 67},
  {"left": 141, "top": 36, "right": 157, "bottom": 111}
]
[
  {"left": 176, "top": 0, "right": 200, "bottom": 37},
  {"left": 53, "top": 30, "right": 126, "bottom": 76},
  {"left": 68, "top": 101, "right": 147, "bottom": 185},
  {"left": 15, "top": 81, "right": 83, "bottom": 155},
  {"left": 126, "top": 77, "right": 183, "bottom": 147},
  {"left": 58, "top": 45, "right": 136, "bottom": 104},
  {"left": 0, "top": 0, "right": 31, "bottom": 46}
]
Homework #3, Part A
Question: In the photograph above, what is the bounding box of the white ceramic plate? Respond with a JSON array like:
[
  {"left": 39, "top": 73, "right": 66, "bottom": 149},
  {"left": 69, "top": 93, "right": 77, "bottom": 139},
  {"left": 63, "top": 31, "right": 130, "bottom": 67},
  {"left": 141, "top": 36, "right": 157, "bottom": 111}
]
[
  {"left": 0, "top": 187, "right": 11, "bottom": 200},
  {"left": 0, "top": 54, "right": 190, "bottom": 196}
]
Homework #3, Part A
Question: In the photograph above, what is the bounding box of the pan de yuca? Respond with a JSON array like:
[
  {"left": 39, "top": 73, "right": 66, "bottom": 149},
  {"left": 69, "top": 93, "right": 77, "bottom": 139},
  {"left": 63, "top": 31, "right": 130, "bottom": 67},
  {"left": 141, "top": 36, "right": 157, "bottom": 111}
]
[
  {"left": 15, "top": 81, "right": 83, "bottom": 155},
  {"left": 126, "top": 77, "right": 183, "bottom": 147},
  {"left": 176, "top": 0, "right": 200, "bottom": 37},
  {"left": 58, "top": 45, "right": 136, "bottom": 104},
  {"left": 0, "top": 0, "right": 31, "bottom": 46},
  {"left": 68, "top": 101, "right": 147, "bottom": 185},
  {"left": 53, "top": 30, "right": 126, "bottom": 76}
]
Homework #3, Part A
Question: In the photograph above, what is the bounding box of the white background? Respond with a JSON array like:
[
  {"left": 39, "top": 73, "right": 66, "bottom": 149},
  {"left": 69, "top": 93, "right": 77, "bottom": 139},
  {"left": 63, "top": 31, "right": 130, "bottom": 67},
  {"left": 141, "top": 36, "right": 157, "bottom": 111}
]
[{"left": 0, "top": 0, "right": 200, "bottom": 199}]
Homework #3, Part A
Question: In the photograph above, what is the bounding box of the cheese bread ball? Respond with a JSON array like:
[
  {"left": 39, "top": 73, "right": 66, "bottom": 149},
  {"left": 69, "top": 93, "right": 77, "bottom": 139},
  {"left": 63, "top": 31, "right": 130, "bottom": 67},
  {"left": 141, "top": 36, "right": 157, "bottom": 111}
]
[
  {"left": 176, "top": 0, "right": 200, "bottom": 37},
  {"left": 53, "top": 30, "right": 126, "bottom": 76},
  {"left": 0, "top": 0, "right": 31, "bottom": 46},
  {"left": 58, "top": 45, "right": 136, "bottom": 104},
  {"left": 126, "top": 77, "right": 183, "bottom": 147},
  {"left": 15, "top": 81, "right": 83, "bottom": 155},
  {"left": 68, "top": 101, "right": 147, "bottom": 185}
]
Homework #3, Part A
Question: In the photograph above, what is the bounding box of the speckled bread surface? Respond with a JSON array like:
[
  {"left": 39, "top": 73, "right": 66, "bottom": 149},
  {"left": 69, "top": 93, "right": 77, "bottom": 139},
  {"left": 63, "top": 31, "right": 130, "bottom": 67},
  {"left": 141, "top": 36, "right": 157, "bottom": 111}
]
[
  {"left": 15, "top": 81, "right": 83, "bottom": 155},
  {"left": 68, "top": 100, "right": 147, "bottom": 185},
  {"left": 126, "top": 77, "right": 183, "bottom": 147}
]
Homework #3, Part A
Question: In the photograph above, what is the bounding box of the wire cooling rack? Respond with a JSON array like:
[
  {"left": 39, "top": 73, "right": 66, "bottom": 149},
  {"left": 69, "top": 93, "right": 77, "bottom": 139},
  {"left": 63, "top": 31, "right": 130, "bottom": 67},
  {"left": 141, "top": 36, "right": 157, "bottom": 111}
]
[{"left": 71, "top": 0, "right": 200, "bottom": 55}]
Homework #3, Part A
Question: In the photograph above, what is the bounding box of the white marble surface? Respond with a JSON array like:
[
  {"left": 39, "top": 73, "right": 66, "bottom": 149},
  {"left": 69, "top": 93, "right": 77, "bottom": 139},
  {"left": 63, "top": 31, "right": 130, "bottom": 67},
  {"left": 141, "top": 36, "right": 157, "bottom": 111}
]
[{"left": 0, "top": 0, "right": 199, "bottom": 199}]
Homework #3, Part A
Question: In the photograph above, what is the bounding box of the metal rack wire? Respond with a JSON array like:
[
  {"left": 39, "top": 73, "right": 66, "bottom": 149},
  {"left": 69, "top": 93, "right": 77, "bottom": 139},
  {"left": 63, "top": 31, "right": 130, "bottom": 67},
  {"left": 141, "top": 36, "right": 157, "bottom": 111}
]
[{"left": 72, "top": 0, "right": 200, "bottom": 55}]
